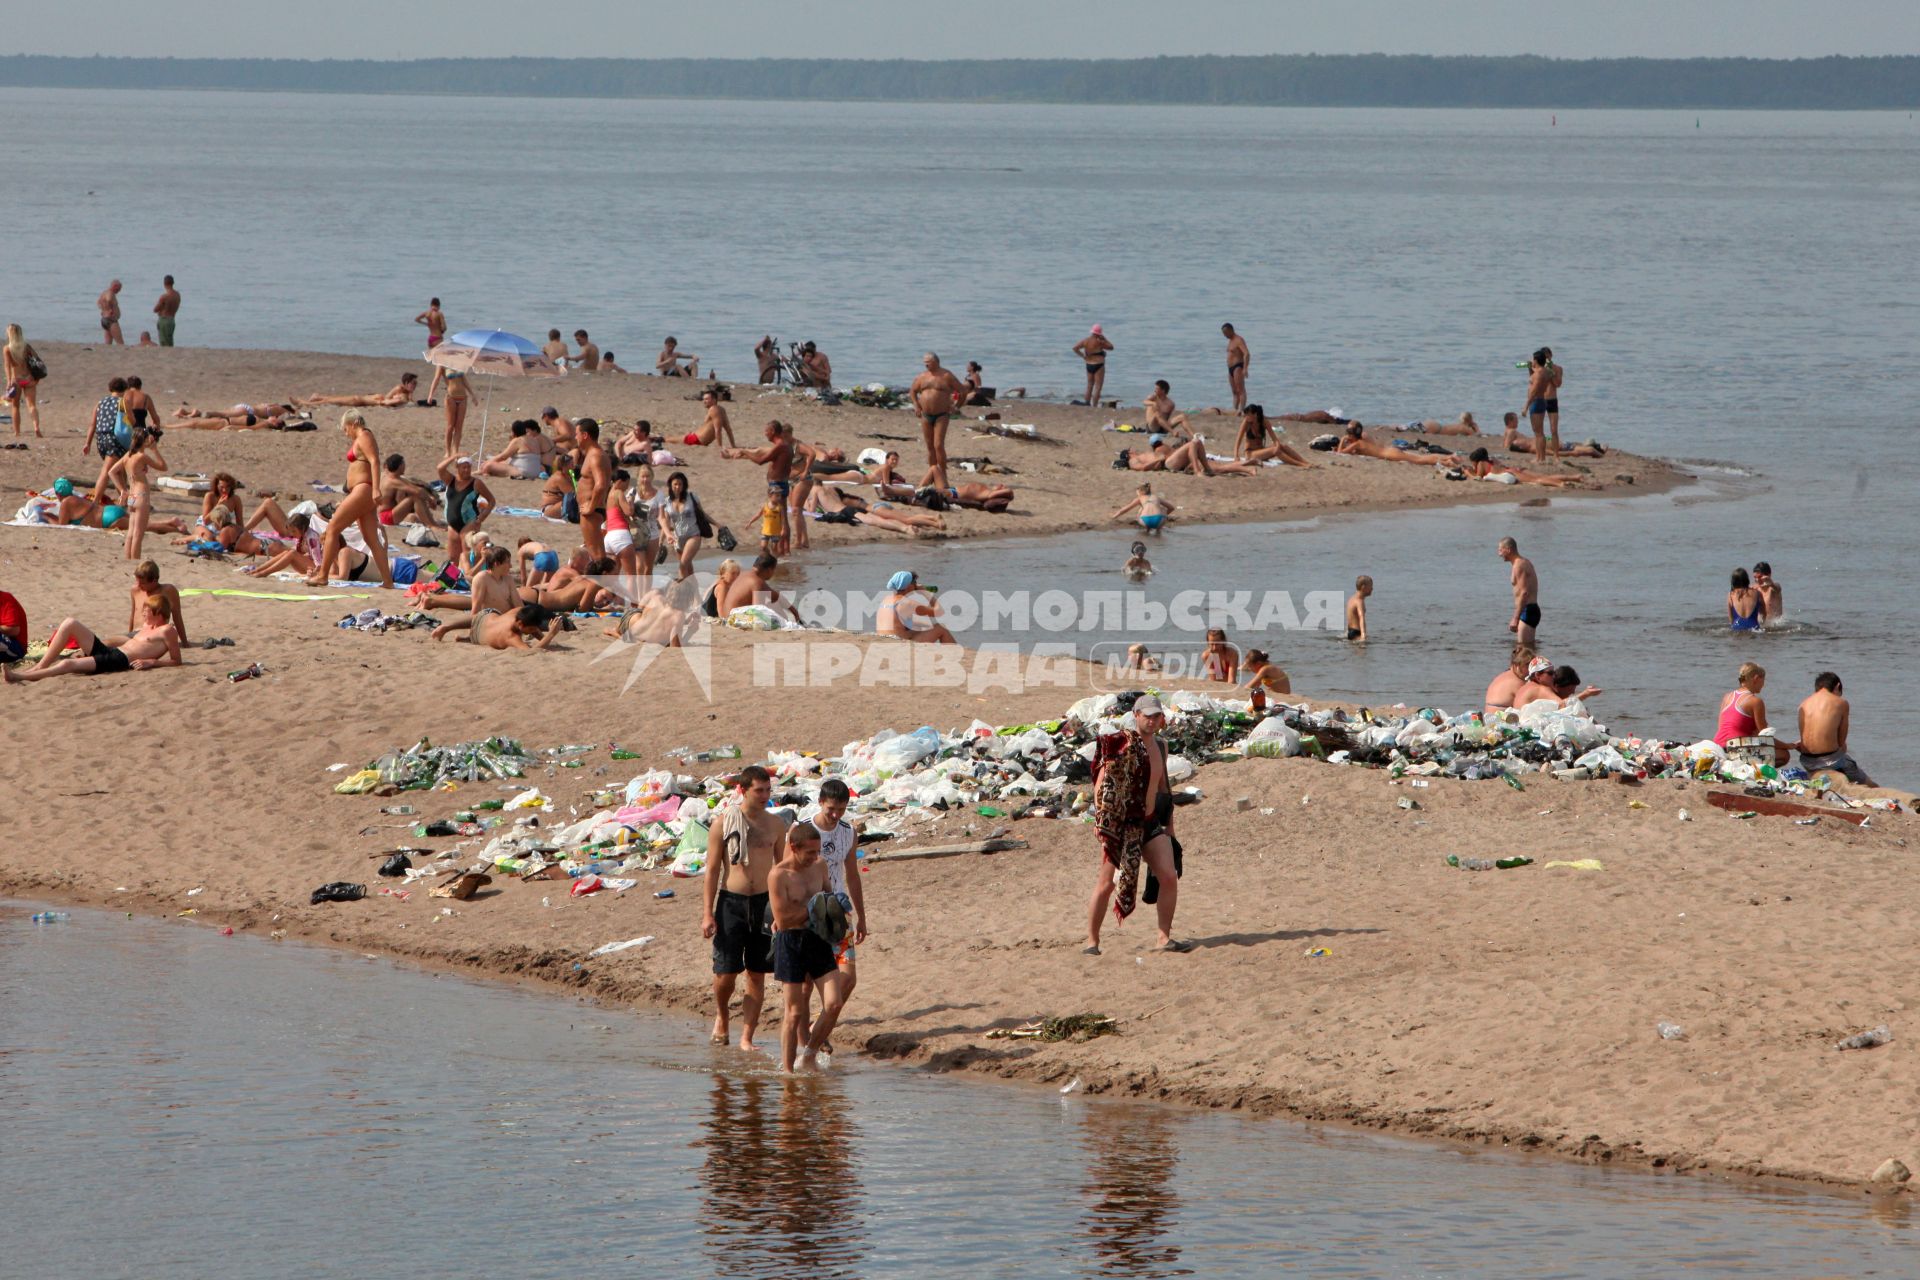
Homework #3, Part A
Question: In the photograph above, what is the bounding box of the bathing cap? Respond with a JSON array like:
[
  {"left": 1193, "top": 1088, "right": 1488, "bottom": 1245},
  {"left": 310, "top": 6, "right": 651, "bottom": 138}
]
[
  {"left": 1090, "top": 325, "right": 1103, "bottom": 336},
  {"left": 887, "top": 570, "right": 916, "bottom": 592},
  {"left": 52, "top": 477, "right": 73, "bottom": 497}
]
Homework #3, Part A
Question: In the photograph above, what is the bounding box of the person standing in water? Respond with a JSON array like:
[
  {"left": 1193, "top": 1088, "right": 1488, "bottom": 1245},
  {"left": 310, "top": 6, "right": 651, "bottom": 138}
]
[
  {"left": 1073, "top": 325, "right": 1114, "bottom": 406},
  {"left": 153, "top": 276, "right": 181, "bottom": 347},
  {"left": 1727, "top": 567, "right": 1765, "bottom": 631},
  {"left": 1222, "top": 322, "right": 1250, "bottom": 412},
  {"left": 1499, "top": 537, "right": 1539, "bottom": 645},
  {"left": 415, "top": 298, "right": 447, "bottom": 349},
  {"left": 1346, "top": 575, "right": 1372, "bottom": 642},
  {"left": 1753, "top": 561, "right": 1785, "bottom": 622},
  {"left": 98, "top": 280, "right": 125, "bottom": 345}
]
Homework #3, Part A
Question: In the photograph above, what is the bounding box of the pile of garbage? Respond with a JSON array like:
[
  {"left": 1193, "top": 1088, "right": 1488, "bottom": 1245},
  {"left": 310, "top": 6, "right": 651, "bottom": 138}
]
[
  {"left": 334, "top": 737, "right": 538, "bottom": 794},
  {"left": 837, "top": 382, "right": 908, "bottom": 410}
]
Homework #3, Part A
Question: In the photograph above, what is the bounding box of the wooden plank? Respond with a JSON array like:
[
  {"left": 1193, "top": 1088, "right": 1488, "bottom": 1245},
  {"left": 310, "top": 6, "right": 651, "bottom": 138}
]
[{"left": 1705, "top": 791, "right": 1869, "bottom": 826}]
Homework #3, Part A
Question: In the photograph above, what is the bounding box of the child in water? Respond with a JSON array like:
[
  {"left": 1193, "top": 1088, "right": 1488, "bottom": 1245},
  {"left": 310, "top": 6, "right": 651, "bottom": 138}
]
[
  {"left": 1346, "top": 575, "right": 1372, "bottom": 642},
  {"left": 1124, "top": 541, "right": 1153, "bottom": 582}
]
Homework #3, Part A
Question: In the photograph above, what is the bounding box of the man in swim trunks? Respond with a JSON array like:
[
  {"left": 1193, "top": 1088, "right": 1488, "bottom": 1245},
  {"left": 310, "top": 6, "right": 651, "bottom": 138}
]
[
  {"left": 153, "top": 276, "right": 180, "bottom": 347},
  {"left": 452, "top": 602, "right": 562, "bottom": 651},
  {"left": 1143, "top": 381, "right": 1193, "bottom": 440},
  {"left": 1084, "top": 695, "right": 1189, "bottom": 955},
  {"left": 683, "top": 389, "right": 736, "bottom": 448},
  {"left": 1346, "top": 575, "right": 1371, "bottom": 642},
  {"left": 1524, "top": 348, "right": 1558, "bottom": 464},
  {"left": 538, "top": 406, "right": 576, "bottom": 452},
  {"left": 5, "top": 597, "right": 180, "bottom": 684},
  {"left": 1796, "top": 671, "right": 1875, "bottom": 786},
  {"left": 575, "top": 419, "right": 611, "bottom": 556},
  {"left": 703, "top": 764, "right": 786, "bottom": 1051},
  {"left": 656, "top": 336, "right": 699, "bottom": 378},
  {"left": 98, "top": 280, "right": 124, "bottom": 345},
  {"left": 1499, "top": 537, "right": 1540, "bottom": 644},
  {"left": 910, "top": 352, "right": 964, "bottom": 493},
  {"left": 430, "top": 548, "right": 525, "bottom": 635},
  {"left": 768, "top": 820, "right": 849, "bottom": 1073},
  {"left": 1222, "top": 323, "right": 1250, "bottom": 412},
  {"left": 808, "top": 778, "right": 867, "bottom": 1050},
  {"left": 1463, "top": 448, "right": 1585, "bottom": 488},
  {"left": 1484, "top": 643, "right": 1538, "bottom": 714},
  {"left": 720, "top": 553, "right": 795, "bottom": 620}
]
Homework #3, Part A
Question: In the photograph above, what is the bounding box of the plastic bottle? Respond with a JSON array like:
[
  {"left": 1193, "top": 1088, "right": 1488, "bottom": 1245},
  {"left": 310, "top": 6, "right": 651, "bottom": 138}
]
[
  {"left": 1837, "top": 1025, "right": 1893, "bottom": 1051},
  {"left": 711, "top": 745, "right": 743, "bottom": 760},
  {"left": 30, "top": 911, "right": 71, "bottom": 924},
  {"left": 1656, "top": 1021, "right": 1687, "bottom": 1040},
  {"left": 381, "top": 805, "right": 416, "bottom": 815}
]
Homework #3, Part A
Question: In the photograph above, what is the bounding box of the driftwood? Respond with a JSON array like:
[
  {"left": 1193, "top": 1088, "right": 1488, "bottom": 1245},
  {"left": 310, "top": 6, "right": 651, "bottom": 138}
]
[
  {"left": 1705, "top": 791, "right": 1869, "bottom": 826},
  {"left": 869, "top": 838, "right": 1028, "bottom": 862}
]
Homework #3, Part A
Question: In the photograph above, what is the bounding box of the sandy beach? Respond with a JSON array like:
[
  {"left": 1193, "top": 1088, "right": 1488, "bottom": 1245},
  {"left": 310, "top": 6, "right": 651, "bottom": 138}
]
[{"left": 7, "top": 343, "right": 1914, "bottom": 1198}]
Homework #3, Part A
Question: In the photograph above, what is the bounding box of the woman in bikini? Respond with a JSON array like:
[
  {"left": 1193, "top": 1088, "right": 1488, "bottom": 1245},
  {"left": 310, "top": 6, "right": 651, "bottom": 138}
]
[
  {"left": 113, "top": 427, "right": 170, "bottom": 559},
  {"left": 656, "top": 471, "right": 705, "bottom": 582},
  {"left": 196, "top": 473, "right": 246, "bottom": 535},
  {"left": 1072, "top": 325, "right": 1113, "bottom": 406},
  {"left": 300, "top": 373, "right": 418, "bottom": 408},
  {"left": 1727, "top": 568, "right": 1766, "bottom": 632},
  {"left": 1335, "top": 423, "right": 1461, "bottom": 467},
  {"left": 169, "top": 402, "right": 298, "bottom": 429},
  {"left": 309, "top": 411, "right": 393, "bottom": 588},
  {"left": 442, "top": 370, "right": 471, "bottom": 456},
  {"left": 1234, "top": 406, "right": 1313, "bottom": 468},
  {"left": 3, "top": 323, "right": 42, "bottom": 437}
]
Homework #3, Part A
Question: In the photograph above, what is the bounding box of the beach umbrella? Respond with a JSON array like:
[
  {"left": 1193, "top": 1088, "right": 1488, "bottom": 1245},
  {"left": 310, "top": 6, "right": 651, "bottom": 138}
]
[{"left": 426, "top": 328, "right": 560, "bottom": 459}]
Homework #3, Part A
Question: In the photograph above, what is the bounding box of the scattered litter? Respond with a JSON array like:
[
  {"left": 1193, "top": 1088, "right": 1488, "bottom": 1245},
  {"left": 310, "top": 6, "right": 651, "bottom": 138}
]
[
  {"left": 310, "top": 882, "right": 367, "bottom": 905},
  {"left": 1837, "top": 1025, "right": 1893, "bottom": 1051},
  {"left": 1304, "top": 947, "right": 1332, "bottom": 958},
  {"left": 1544, "top": 858, "right": 1605, "bottom": 872},
  {"left": 1060, "top": 1077, "right": 1082, "bottom": 1094},
  {"left": 185, "top": 886, "right": 205, "bottom": 897},
  {"left": 29, "top": 911, "right": 70, "bottom": 924},
  {"left": 334, "top": 737, "right": 533, "bottom": 794},
  {"left": 1656, "top": 1021, "right": 1687, "bottom": 1040},
  {"left": 986, "top": 1014, "right": 1117, "bottom": 1043},
  {"left": 587, "top": 936, "right": 656, "bottom": 958},
  {"left": 1677, "top": 809, "right": 1691, "bottom": 821}
]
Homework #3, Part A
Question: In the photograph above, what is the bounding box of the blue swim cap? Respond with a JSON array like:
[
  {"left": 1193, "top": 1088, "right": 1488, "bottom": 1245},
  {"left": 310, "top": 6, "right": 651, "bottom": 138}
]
[
  {"left": 887, "top": 570, "right": 916, "bottom": 592},
  {"left": 53, "top": 477, "right": 73, "bottom": 497}
]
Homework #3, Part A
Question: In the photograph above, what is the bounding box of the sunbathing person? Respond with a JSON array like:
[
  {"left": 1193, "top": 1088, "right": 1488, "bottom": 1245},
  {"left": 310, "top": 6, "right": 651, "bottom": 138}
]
[
  {"left": 1143, "top": 381, "right": 1193, "bottom": 440},
  {"left": 203, "top": 503, "right": 272, "bottom": 555},
  {"left": 169, "top": 402, "right": 298, "bottom": 429},
  {"left": 4, "top": 597, "right": 181, "bottom": 684},
  {"left": 300, "top": 373, "right": 419, "bottom": 408},
  {"left": 1234, "top": 406, "right": 1313, "bottom": 467},
  {"left": 197, "top": 473, "right": 247, "bottom": 534},
  {"left": 1462, "top": 448, "right": 1585, "bottom": 488},
  {"left": 517, "top": 558, "right": 615, "bottom": 613},
  {"left": 1276, "top": 409, "right": 1352, "bottom": 424},
  {"left": 876, "top": 570, "right": 955, "bottom": 643},
  {"left": 376, "top": 455, "right": 442, "bottom": 526},
  {"left": 808, "top": 484, "right": 947, "bottom": 535},
  {"left": 609, "top": 579, "right": 703, "bottom": 647},
  {"left": 52, "top": 490, "right": 187, "bottom": 535},
  {"left": 241, "top": 515, "right": 321, "bottom": 578},
  {"left": 430, "top": 547, "right": 521, "bottom": 636},
  {"left": 1122, "top": 439, "right": 1257, "bottom": 476},
  {"left": 1335, "top": 423, "right": 1462, "bottom": 466},
  {"left": 118, "top": 561, "right": 186, "bottom": 645},
  {"left": 656, "top": 337, "right": 700, "bottom": 378},
  {"left": 1407, "top": 413, "right": 1479, "bottom": 436},
  {"left": 456, "top": 602, "right": 563, "bottom": 651}
]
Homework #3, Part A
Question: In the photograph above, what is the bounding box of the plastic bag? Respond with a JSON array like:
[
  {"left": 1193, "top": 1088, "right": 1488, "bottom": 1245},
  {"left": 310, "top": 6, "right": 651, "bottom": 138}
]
[
  {"left": 310, "top": 882, "right": 367, "bottom": 905},
  {"left": 871, "top": 726, "right": 941, "bottom": 774}
]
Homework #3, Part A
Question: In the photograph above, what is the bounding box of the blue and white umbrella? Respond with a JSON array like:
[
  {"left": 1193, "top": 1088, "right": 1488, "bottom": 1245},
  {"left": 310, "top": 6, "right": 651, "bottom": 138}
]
[{"left": 426, "top": 329, "right": 560, "bottom": 457}]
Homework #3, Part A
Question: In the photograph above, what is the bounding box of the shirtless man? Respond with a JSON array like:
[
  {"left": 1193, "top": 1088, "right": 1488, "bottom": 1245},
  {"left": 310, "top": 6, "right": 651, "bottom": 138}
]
[
  {"left": 1335, "top": 423, "right": 1460, "bottom": 466},
  {"left": 1346, "top": 576, "right": 1372, "bottom": 642},
  {"left": 169, "top": 402, "right": 296, "bottom": 430},
  {"left": 540, "top": 406, "right": 576, "bottom": 451},
  {"left": 721, "top": 421, "right": 794, "bottom": 557},
  {"left": 1499, "top": 537, "right": 1540, "bottom": 644},
  {"left": 415, "top": 298, "right": 448, "bottom": 348},
  {"left": 1412, "top": 412, "right": 1479, "bottom": 436},
  {"left": 378, "top": 454, "right": 441, "bottom": 527},
  {"left": 656, "top": 336, "right": 699, "bottom": 378},
  {"left": 1484, "top": 644, "right": 1538, "bottom": 714},
  {"left": 98, "top": 280, "right": 124, "bottom": 345},
  {"left": 153, "top": 276, "right": 181, "bottom": 347},
  {"left": 1462, "top": 448, "right": 1584, "bottom": 488},
  {"left": 682, "top": 389, "right": 737, "bottom": 448},
  {"left": 799, "top": 342, "right": 831, "bottom": 389},
  {"left": 721, "top": 553, "right": 795, "bottom": 620},
  {"left": 1753, "top": 561, "right": 1785, "bottom": 621},
  {"left": 754, "top": 335, "right": 780, "bottom": 384},
  {"left": 1073, "top": 325, "right": 1114, "bottom": 406},
  {"left": 430, "top": 547, "right": 521, "bottom": 636},
  {"left": 1122, "top": 438, "right": 1256, "bottom": 477},
  {"left": 1143, "top": 381, "right": 1193, "bottom": 439},
  {"left": 571, "top": 330, "right": 600, "bottom": 372},
  {"left": 5, "top": 598, "right": 180, "bottom": 684},
  {"left": 1510, "top": 663, "right": 1601, "bottom": 711},
  {"left": 1221, "top": 323, "right": 1250, "bottom": 412},
  {"left": 1797, "top": 672, "right": 1874, "bottom": 785},
  {"left": 452, "top": 602, "right": 561, "bottom": 651},
  {"left": 1524, "top": 349, "right": 1557, "bottom": 464},
  {"left": 574, "top": 420, "right": 610, "bottom": 556},
  {"left": 703, "top": 765, "right": 786, "bottom": 1051},
  {"left": 542, "top": 329, "right": 568, "bottom": 365},
  {"left": 301, "top": 372, "right": 418, "bottom": 409},
  {"left": 1540, "top": 347, "right": 1564, "bottom": 458},
  {"left": 768, "top": 821, "right": 848, "bottom": 1072},
  {"left": 910, "top": 352, "right": 964, "bottom": 492}
]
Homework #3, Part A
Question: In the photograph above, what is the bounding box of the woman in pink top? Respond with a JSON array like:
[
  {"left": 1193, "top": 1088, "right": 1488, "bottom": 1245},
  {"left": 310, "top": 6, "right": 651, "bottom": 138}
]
[{"left": 1715, "top": 661, "right": 1791, "bottom": 763}]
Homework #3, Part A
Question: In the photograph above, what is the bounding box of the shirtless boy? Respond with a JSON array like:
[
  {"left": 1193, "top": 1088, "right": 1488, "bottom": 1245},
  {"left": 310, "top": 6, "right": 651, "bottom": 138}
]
[
  {"left": 123, "top": 561, "right": 186, "bottom": 646},
  {"left": 703, "top": 765, "right": 786, "bottom": 1051},
  {"left": 656, "top": 336, "right": 699, "bottom": 377},
  {"left": 767, "top": 820, "right": 848, "bottom": 1072},
  {"left": 1797, "top": 672, "right": 1874, "bottom": 785},
  {"left": 1499, "top": 537, "right": 1540, "bottom": 644},
  {"left": 1346, "top": 575, "right": 1371, "bottom": 642},
  {"left": 6, "top": 598, "right": 180, "bottom": 684},
  {"left": 1143, "top": 381, "right": 1193, "bottom": 439},
  {"left": 378, "top": 454, "right": 442, "bottom": 527},
  {"left": 452, "top": 602, "right": 561, "bottom": 651}
]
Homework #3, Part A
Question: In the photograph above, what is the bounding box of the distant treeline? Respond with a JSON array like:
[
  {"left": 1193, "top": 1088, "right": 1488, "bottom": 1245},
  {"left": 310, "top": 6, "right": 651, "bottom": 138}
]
[{"left": 1, "top": 53, "right": 1915, "bottom": 109}]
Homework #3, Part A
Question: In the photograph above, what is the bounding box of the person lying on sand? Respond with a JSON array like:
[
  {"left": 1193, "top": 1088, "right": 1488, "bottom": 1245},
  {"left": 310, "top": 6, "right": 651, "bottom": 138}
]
[
  {"left": 517, "top": 559, "right": 615, "bottom": 613},
  {"left": 50, "top": 489, "right": 188, "bottom": 535},
  {"left": 1234, "top": 406, "right": 1314, "bottom": 467},
  {"left": 430, "top": 547, "right": 522, "bottom": 635},
  {"left": 1119, "top": 439, "right": 1257, "bottom": 476},
  {"left": 241, "top": 514, "right": 321, "bottom": 578},
  {"left": 1276, "top": 409, "right": 1351, "bottom": 425},
  {"left": 1335, "top": 423, "right": 1462, "bottom": 466},
  {"left": 5, "top": 598, "right": 180, "bottom": 683},
  {"left": 453, "top": 602, "right": 563, "bottom": 651},
  {"left": 1111, "top": 482, "right": 1175, "bottom": 533},
  {"left": 299, "top": 373, "right": 419, "bottom": 408},
  {"left": 169, "top": 402, "right": 299, "bottom": 429},
  {"left": 1407, "top": 413, "right": 1479, "bottom": 436},
  {"left": 1462, "top": 448, "right": 1586, "bottom": 488},
  {"left": 807, "top": 484, "right": 947, "bottom": 535}
]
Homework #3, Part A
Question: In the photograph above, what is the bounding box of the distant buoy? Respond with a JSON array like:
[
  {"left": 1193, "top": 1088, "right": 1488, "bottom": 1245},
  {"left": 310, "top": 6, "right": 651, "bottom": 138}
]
[{"left": 1551, "top": 115, "right": 1557, "bottom": 127}]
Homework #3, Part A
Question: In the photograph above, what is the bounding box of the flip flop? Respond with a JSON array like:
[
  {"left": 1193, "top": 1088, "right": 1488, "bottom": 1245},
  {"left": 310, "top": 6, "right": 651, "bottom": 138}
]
[{"left": 1154, "top": 939, "right": 1194, "bottom": 954}]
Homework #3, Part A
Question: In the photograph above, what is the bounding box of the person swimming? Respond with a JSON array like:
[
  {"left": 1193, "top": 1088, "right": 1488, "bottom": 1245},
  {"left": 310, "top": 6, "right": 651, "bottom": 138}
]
[{"left": 1727, "top": 567, "right": 1764, "bottom": 632}]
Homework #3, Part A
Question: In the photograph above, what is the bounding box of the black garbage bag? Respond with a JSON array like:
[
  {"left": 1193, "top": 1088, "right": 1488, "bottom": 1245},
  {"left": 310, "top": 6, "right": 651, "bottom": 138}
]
[
  {"left": 377, "top": 853, "right": 412, "bottom": 878},
  {"left": 310, "top": 882, "right": 367, "bottom": 905}
]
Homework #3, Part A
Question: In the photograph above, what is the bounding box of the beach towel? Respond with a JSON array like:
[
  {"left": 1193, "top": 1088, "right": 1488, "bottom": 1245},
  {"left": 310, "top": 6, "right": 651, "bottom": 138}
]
[
  {"left": 496, "top": 505, "right": 572, "bottom": 524},
  {"left": 718, "top": 798, "right": 752, "bottom": 866},
  {"left": 182, "top": 588, "right": 373, "bottom": 601},
  {"left": 1093, "top": 730, "right": 1150, "bottom": 921}
]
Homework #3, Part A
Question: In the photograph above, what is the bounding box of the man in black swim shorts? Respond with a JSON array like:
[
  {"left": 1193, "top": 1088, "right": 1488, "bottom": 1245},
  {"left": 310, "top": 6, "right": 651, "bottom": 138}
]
[
  {"left": 701, "top": 764, "right": 786, "bottom": 1051},
  {"left": 3, "top": 600, "right": 180, "bottom": 685}
]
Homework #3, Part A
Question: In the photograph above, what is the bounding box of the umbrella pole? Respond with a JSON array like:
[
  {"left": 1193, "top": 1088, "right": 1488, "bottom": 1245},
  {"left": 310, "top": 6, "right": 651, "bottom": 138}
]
[{"left": 475, "top": 376, "right": 495, "bottom": 461}]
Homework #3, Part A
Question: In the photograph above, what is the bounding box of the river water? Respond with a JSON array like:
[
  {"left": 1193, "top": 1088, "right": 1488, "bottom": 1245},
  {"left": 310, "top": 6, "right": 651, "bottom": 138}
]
[
  {"left": 3, "top": 903, "right": 1913, "bottom": 1278},
  {"left": 4, "top": 90, "right": 1915, "bottom": 780}
]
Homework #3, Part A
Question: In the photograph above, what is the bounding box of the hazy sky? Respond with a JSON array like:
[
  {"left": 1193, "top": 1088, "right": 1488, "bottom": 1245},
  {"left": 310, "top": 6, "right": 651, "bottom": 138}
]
[{"left": 17, "top": 0, "right": 1920, "bottom": 61}]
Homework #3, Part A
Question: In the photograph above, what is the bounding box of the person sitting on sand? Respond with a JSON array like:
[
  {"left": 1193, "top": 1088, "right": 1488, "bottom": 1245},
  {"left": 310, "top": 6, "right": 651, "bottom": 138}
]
[
  {"left": 1797, "top": 671, "right": 1873, "bottom": 785},
  {"left": 1336, "top": 423, "right": 1461, "bottom": 467},
  {"left": 656, "top": 337, "right": 699, "bottom": 378},
  {"left": 199, "top": 502, "right": 274, "bottom": 556},
  {"left": 600, "top": 351, "right": 629, "bottom": 374},
  {"left": 300, "top": 373, "right": 418, "bottom": 408},
  {"left": 1244, "top": 648, "right": 1291, "bottom": 697},
  {"left": 196, "top": 473, "right": 246, "bottom": 536},
  {"left": 1125, "top": 642, "right": 1161, "bottom": 674},
  {"left": 720, "top": 553, "right": 796, "bottom": 621},
  {"left": 5, "top": 597, "right": 181, "bottom": 683},
  {"left": 799, "top": 341, "right": 831, "bottom": 389},
  {"left": 1511, "top": 663, "right": 1602, "bottom": 712},
  {"left": 458, "top": 602, "right": 563, "bottom": 651},
  {"left": 1124, "top": 542, "right": 1153, "bottom": 582},
  {"left": 476, "top": 421, "right": 549, "bottom": 481},
  {"left": 377, "top": 455, "right": 442, "bottom": 527},
  {"left": 1200, "top": 628, "right": 1238, "bottom": 682},
  {"left": 1462, "top": 448, "right": 1585, "bottom": 488},
  {"left": 1485, "top": 645, "right": 1539, "bottom": 714},
  {"left": 1234, "top": 405, "right": 1314, "bottom": 467},
  {"left": 538, "top": 407, "right": 576, "bottom": 451},
  {"left": 1143, "top": 381, "right": 1193, "bottom": 440},
  {"left": 1713, "top": 661, "right": 1784, "bottom": 761},
  {"left": 118, "top": 560, "right": 186, "bottom": 646},
  {"left": 1111, "top": 482, "right": 1175, "bottom": 534},
  {"left": 876, "top": 569, "right": 954, "bottom": 643},
  {"left": 1409, "top": 413, "right": 1479, "bottom": 436},
  {"left": 959, "top": 360, "right": 990, "bottom": 407},
  {"left": 682, "top": 390, "right": 737, "bottom": 448},
  {"left": 807, "top": 485, "right": 946, "bottom": 535},
  {"left": 169, "top": 402, "right": 298, "bottom": 430},
  {"left": 241, "top": 514, "right": 321, "bottom": 578},
  {"left": 430, "top": 547, "right": 522, "bottom": 637},
  {"left": 540, "top": 454, "right": 578, "bottom": 522},
  {"left": 518, "top": 558, "right": 615, "bottom": 613}
]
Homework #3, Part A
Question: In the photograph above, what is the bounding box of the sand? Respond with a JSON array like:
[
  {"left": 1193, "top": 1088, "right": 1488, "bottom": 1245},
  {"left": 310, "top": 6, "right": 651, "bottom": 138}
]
[{"left": 8, "top": 344, "right": 1913, "bottom": 1199}]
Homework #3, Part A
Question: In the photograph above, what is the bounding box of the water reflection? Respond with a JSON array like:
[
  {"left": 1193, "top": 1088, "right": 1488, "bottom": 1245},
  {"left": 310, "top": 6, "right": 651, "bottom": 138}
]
[
  {"left": 1079, "top": 1106, "right": 1191, "bottom": 1278},
  {"left": 698, "top": 1073, "right": 865, "bottom": 1278}
]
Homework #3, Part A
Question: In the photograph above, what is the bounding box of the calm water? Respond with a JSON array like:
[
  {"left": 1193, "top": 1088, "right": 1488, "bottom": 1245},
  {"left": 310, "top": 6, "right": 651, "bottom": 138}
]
[
  {"left": 4, "top": 89, "right": 1917, "bottom": 781},
  {"left": 4, "top": 903, "right": 1912, "bottom": 1278}
]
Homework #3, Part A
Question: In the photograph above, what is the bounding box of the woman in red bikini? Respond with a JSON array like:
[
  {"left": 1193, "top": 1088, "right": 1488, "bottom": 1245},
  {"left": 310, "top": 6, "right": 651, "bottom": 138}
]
[{"left": 309, "top": 411, "right": 393, "bottom": 588}]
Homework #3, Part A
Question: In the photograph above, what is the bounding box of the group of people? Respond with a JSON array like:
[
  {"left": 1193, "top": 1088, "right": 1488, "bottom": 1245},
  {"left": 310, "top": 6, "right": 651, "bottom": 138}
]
[{"left": 87, "top": 276, "right": 182, "bottom": 349}]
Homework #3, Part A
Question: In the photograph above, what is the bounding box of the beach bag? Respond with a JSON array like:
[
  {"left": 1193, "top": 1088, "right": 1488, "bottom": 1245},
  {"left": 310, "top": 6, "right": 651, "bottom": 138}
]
[
  {"left": 692, "top": 498, "right": 714, "bottom": 540},
  {"left": 24, "top": 347, "right": 47, "bottom": 382},
  {"left": 391, "top": 557, "right": 419, "bottom": 586}
]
